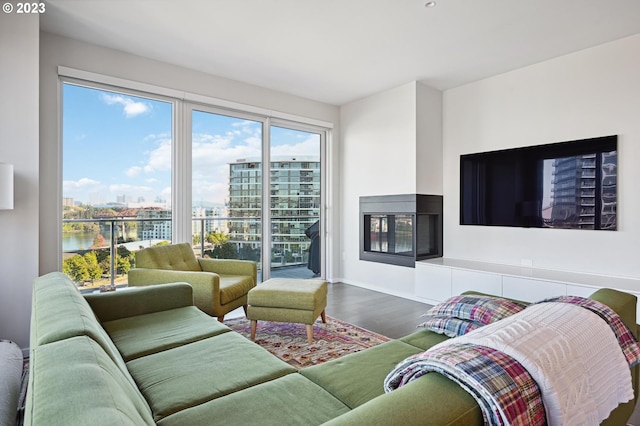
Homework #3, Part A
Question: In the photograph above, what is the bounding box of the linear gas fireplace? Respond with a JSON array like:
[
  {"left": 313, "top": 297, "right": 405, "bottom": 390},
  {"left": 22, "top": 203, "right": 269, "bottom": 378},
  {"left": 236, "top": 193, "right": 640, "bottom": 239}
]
[{"left": 359, "top": 194, "right": 443, "bottom": 267}]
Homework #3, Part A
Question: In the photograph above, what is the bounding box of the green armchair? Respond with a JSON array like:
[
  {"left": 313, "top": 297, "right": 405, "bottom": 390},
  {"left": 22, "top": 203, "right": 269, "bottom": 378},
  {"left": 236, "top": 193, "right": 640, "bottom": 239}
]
[{"left": 128, "top": 243, "right": 257, "bottom": 321}]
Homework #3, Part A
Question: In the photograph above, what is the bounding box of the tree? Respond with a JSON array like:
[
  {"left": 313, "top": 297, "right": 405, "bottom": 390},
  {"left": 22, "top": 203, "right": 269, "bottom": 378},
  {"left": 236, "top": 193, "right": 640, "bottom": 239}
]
[
  {"left": 207, "top": 231, "right": 229, "bottom": 246},
  {"left": 91, "top": 234, "right": 107, "bottom": 248},
  {"left": 83, "top": 251, "right": 103, "bottom": 282},
  {"left": 63, "top": 254, "right": 90, "bottom": 284},
  {"left": 117, "top": 255, "right": 131, "bottom": 274},
  {"left": 207, "top": 242, "right": 238, "bottom": 259}
]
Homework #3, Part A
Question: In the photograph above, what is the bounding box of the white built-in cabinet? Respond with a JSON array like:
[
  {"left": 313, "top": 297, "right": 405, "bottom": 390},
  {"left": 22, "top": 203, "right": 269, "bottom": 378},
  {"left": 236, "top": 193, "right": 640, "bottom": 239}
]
[{"left": 415, "top": 258, "right": 640, "bottom": 318}]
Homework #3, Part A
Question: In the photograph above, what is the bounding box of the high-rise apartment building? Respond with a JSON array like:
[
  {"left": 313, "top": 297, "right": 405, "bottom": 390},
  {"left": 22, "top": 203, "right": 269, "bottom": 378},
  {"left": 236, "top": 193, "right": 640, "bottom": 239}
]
[
  {"left": 137, "top": 208, "right": 172, "bottom": 240},
  {"left": 550, "top": 151, "right": 617, "bottom": 229},
  {"left": 228, "top": 156, "right": 320, "bottom": 262}
]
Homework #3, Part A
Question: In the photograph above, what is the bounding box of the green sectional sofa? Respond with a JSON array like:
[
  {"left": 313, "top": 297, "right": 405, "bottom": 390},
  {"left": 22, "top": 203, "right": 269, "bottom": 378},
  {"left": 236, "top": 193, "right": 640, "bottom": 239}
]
[{"left": 26, "top": 272, "right": 639, "bottom": 425}]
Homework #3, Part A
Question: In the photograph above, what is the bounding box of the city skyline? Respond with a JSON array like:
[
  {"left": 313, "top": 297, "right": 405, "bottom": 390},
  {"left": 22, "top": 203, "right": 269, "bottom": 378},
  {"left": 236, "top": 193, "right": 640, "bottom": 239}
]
[{"left": 63, "top": 84, "right": 320, "bottom": 207}]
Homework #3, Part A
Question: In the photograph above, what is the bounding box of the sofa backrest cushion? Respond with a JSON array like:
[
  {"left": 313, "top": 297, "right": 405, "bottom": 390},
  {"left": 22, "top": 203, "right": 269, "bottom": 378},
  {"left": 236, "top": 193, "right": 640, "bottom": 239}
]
[
  {"left": 135, "top": 243, "right": 201, "bottom": 272},
  {"left": 25, "top": 336, "right": 154, "bottom": 426},
  {"left": 31, "top": 272, "right": 140, "bottom": 391}
]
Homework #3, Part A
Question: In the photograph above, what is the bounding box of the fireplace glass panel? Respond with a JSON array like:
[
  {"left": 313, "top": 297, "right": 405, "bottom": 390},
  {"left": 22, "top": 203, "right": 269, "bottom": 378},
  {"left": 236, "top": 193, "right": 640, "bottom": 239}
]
[
  {"left": 416, "top": 214, "right": 437, "bottom": 257},
  {"left": 394, "top": 215, "right": 413, "bottom": 255},
  {"left": 366, "top": 214, "right": 413, "bottom": 256},
  {"left": 369, "top": 215, "right": 388, "bottom": 252},
  {"left": 359, "top": 194, "right": 443, "bottom": 267}
]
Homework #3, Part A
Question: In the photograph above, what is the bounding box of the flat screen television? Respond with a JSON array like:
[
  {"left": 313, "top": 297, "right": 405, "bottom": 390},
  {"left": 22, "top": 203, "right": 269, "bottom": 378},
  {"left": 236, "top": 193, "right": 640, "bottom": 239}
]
[{"left": 460, "top": 135, "right": 617, "bottom": 230}]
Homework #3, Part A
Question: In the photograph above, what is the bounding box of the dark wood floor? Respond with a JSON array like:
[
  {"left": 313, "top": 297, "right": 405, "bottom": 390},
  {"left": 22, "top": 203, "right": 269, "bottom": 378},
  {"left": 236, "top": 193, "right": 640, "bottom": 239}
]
[{"left": 324, "top": 282, "right": 433, "bottom": 339}]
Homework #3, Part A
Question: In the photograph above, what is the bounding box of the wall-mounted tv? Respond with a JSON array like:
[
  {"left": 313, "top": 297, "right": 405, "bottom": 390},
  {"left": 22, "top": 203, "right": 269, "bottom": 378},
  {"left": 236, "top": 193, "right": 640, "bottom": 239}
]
[{"left": 460, "top": 135, "right": 617, "bottom": 230}]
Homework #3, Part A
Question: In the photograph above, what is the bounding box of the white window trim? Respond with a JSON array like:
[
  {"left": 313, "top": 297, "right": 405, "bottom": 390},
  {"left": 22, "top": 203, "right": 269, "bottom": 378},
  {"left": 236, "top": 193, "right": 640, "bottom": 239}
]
[{"left": 57, "top": 66, "right": 334, "bottom": 129}]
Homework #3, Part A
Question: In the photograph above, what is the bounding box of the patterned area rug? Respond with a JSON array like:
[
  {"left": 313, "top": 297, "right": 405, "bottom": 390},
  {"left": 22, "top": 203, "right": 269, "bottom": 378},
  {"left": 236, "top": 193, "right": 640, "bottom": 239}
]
[{"left": 225, "top": 316, "right": 390, "bottom": 369}]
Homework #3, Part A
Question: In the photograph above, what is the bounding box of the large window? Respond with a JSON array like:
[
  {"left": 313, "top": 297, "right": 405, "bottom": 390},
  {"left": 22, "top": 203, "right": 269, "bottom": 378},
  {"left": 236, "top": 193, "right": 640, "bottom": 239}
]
[
  {"left": 61, "top": 77, "right": 328, "bottom": 289},
  {"left": 190, "top": 109, "right": 324, "bottom": 281},
  {"left": 62, "top": 83, "right": 173, "bottom": 290}
]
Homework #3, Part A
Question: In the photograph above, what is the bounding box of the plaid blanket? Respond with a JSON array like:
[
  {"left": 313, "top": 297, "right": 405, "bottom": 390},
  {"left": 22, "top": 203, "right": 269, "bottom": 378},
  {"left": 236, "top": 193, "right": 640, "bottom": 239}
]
[
  {"left": 385, "top": 296, "right": 640, "bottom": 425},
  {"left": 384, "top": 343, "right": 545, "bottom": 425}
]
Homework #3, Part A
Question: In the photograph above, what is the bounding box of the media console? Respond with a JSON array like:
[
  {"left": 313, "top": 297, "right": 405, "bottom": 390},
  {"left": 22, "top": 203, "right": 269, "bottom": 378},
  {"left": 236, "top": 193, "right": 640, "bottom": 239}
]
[{"left": 415, "top": 257, "right": 640, "bottom": 318}]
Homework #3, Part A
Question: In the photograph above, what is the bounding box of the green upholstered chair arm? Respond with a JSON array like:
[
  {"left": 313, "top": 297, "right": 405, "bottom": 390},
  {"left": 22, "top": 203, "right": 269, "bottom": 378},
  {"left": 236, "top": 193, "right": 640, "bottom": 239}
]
[
  {"left": 198, "top": 258, "right": 257, "bottom": 282},
  {"left": 84, "top": 282, "right": 194, "bottom": 322}
]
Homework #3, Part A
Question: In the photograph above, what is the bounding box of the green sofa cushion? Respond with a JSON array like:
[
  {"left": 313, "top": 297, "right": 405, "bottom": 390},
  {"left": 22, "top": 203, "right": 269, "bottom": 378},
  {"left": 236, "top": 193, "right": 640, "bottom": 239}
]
[
  {"left": 157, "top": 373, "right": 350, "bottom": 426},
  {"left": 126, "top": 332, "right": 296, "bottom": 421},
  {"left": 30, "top": 272, "right": 138, "bottom": 388},
  {"left": 300, "top": 340, "right": 423, "bottom": 409},
  {"left": 399, "top": 328, "right": 450, "bottom": 350},
  {"left": 31, "top": 272, "right": 103, "bottom": 347},
  {"left": 25, "top": 336, "right": 154, "bottom": 426},
  {"left": 103, "top": 306, "right": 231, "bottom": 361}
]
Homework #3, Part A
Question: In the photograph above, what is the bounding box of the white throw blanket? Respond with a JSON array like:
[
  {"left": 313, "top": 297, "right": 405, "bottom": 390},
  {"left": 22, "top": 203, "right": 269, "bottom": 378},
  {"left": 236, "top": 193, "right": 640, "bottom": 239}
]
[{"left": 429, "top": 302, "right": 634, "bottom": 425}]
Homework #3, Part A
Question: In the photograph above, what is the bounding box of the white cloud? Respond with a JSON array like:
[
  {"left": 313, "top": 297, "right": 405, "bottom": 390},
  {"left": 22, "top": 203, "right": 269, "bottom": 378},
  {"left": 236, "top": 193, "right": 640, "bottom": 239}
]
[
  {"left": 63, "top": 177, "right": 101, "bottom": 189},
  {"left": 101, "top": 93, "right": 152, "bottom": 118},
  {"left": 143, "top": 138, "right": 172, "bottom": 173},
  {"left": 125, "top": 166, "right": 142, "bottom": 177},
  {"left": 63, "top": 178, "right": 105, "bottom": 203},
  {"left": 271, "top": 135, "right": 320, "bottom": 157}
]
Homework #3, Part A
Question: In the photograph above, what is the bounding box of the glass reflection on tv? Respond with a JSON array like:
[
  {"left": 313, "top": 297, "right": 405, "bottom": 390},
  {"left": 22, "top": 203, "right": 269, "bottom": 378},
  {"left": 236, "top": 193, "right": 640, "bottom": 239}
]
[{"left": 460, "top": 135, "right": 616, "bottom": 230}]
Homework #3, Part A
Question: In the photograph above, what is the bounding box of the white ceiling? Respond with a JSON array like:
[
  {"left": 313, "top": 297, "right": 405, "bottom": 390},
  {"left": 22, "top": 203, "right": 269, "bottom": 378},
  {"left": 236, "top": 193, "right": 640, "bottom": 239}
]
[{"left": 40, "top": 0, "right": 640, "bottom": 106}]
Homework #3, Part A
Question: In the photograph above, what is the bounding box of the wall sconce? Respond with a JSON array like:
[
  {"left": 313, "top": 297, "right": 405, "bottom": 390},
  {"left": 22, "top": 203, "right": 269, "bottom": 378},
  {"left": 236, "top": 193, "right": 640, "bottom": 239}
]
[{"left": 0, "top": 163, "right": 14, "bottom": 210}]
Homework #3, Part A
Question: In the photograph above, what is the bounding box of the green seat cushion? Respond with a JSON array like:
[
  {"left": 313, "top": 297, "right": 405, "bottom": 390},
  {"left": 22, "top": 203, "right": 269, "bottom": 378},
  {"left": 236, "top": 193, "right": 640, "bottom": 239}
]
[
  {"left": 399, "top": 328, "right": 450, "bottom": 351},
  {"left": 126, "top": 332, "right": 296, "bottom": 421},
  {"left": 103, "top": 306, "right": 231, "bottom": 361},
  {"left": 300, "top": 340, "right": 423, "bottom": 409},
  {"left": 248, "top": 279, "right": 327, "bottom": 310},
  {"left": 219, "top": 275, "right": 255, "bottom": 305},
  {"left": 25, "top": 336, "right": 154, "bottom": 426},
  {"left": 157, "top": 373, "right": 350, "bottom": 426}
]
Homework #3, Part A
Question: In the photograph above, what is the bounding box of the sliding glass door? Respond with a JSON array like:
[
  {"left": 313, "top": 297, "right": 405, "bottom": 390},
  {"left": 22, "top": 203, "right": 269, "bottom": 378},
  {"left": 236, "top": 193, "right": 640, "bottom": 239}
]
[
  {"left": 190, "top": 108, "right": 324, "bottom": 281},
  {"left": 269, "top": 125, "right": 322, "bottom": 279}
]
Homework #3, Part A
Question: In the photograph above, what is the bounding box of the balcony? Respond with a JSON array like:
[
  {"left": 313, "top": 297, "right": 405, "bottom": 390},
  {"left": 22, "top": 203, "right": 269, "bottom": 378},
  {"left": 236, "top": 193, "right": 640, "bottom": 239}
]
[{"left": 63, "top": 215, "right": 318, "bottom": 293}]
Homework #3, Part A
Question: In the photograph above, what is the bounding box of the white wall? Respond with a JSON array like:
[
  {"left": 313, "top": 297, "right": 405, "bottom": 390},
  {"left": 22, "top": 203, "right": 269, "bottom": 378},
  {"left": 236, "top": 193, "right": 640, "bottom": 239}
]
[
  {"left": 0, "top": 13, "right": 40, "bottom": 350},
  {"left": 416, "top": 82, "right": 443, "bottom": 195},
  {"left": 443, "top": 34, "right": 640, "bottom": 280},
  {"left": 39, "top": 32, "right": 341, "bottom": 282},
  {"left": 339, "top": 81, "right": 442, "bottom": 297}
]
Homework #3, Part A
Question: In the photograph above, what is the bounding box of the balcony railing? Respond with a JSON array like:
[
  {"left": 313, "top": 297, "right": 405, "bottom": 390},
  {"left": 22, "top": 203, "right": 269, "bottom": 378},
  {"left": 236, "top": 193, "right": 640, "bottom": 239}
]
[{"left": 63, "top": 215, "right": 319, "bottom": 291}]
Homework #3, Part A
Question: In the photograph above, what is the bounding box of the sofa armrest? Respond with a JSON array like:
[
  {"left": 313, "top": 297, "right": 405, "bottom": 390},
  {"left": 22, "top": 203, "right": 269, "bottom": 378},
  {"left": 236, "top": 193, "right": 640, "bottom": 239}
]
[
  {"left": 198, "top": 258, "right": 257, "bottom": 281},
  {"left": 84, "top": 282, "right": 194, "bottom": 322},
  {"left": 0, "top": 340, "right": 23, "bottom": 426},
  {"left": 589, "top": 288, "right": 637, "bottom": 334},
  {"left": 324, "top": 372, "right": 483, "bottom": 426},
  {"left": 128, "top": 268, "right": 221, "bottom": 316}
]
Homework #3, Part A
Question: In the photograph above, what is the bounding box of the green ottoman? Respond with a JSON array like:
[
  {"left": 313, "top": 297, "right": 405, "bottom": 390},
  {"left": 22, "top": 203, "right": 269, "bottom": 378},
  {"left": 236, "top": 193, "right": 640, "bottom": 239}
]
[{"left": 247, "top": 278, "right": 328, "bottom": 344}]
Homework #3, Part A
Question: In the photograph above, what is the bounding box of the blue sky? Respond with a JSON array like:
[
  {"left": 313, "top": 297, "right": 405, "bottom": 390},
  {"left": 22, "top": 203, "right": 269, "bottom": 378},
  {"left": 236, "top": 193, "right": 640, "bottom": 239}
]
[{"left": 63, "top": 84, "right": 320, "bottom": 207}]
